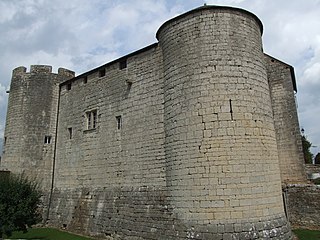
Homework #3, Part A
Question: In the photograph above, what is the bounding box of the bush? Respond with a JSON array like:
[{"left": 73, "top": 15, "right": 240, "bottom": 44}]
[{"left": 0, "top": 173, "right": 42, "bottom": 238}]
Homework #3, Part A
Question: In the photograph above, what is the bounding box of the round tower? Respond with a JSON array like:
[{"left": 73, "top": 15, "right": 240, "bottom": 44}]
[
  {"left": 1, "top": 65, "right": 74, "bottom": 190},
  {"left": 158, "top": 6, "right": 291, "bottom": 238}
]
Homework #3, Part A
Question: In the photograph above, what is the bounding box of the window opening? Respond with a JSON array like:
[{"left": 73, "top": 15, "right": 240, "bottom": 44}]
[
  {"left": 116, "top": 115, "right": 122, "bottom": 130},
  {"left": 92, "top": 111, "right": 97, "bottom": 129},
  {"left": 4, "top": 137, "right": 7, "bottom": 145},
  {"left": 99, "top": 69, "right": 106, "bottom": 77},
  {"left": 67, "top": 83, "right": 72, "bottom": 90},
  {"left": 83, "top": 76, "right": 88, "bottom": 84},
  {"left": 86, "top": 110, "right": 98, "bottom": 130},
  {"left": 44, "top": 135, "right": 52, "bottom": 144},
  {"left": 68, "top": 127, "right": 73, "bottom": 139},
  {"left": 119, "top": 59, "right": 127, "bottom": 70}
]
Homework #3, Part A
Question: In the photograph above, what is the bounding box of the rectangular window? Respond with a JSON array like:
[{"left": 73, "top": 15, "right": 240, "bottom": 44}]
[
  {"left": 68, "top": 127, "right": 73, "bottom": 139},
  {"left": 83, "top": 76, "right": 88, "bottom": 84},
  {"left": 44, "top": 135, "right": 52, "bottom": 144},
  {"left": 92, "top": 111, "right": 97, "bottom": 129},
  {"left": 116, "top": 115, "right": 122, "bottom": 130},
  {"left": 4, "top": 137, "right": 7, "bottom": 145},
  {"left": 86, "top": 110, "right": 98, "bottom": 130},
  {"left": 99, "top": 69, "right": 106, "bottom": 77},
  {"left": 67, "top": 83, "right": 72, "bottom": 90},
  {"left": 119, "top": 59, "right": 127, "bottom": 70}
]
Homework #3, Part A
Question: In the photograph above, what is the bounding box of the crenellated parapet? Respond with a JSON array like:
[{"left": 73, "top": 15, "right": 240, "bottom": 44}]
[
  {"left": 12, "top": 66, "right": 27, "bottom": 75},
  {"left": 12, "top": 65, "right": 75, "bottom": 79},
  {"left": 30, "top": 65, "right": 53, "bottom": 74},
  {"left": 58, "top": 67, "right": 75, "bottom": 79}
]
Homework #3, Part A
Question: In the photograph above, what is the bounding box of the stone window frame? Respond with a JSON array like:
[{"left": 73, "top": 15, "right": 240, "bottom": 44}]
[{"left": 86, "top": 110, "right": 98, "bottom": 130}]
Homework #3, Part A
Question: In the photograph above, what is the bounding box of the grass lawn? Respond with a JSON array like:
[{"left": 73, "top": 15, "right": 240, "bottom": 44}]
[
  {"left": 6, "top": 228, "right": 94, "bottom": 240},
  {"left": 293, "top": 229, "right": 320, "bottom": 240}
]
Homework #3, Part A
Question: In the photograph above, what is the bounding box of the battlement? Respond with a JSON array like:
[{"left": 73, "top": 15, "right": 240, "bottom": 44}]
[
  {"left": 12, "top": 65, "right": 75, "bottom": 78},
  {"left": 30, "top": 65, "right": 52, "bottom": 74},
  {"left": 12, "top": 66, "right": 27, "bottom": 75},
  {"left": 58, "top": 68, "right": 75, "bottom": 78}
]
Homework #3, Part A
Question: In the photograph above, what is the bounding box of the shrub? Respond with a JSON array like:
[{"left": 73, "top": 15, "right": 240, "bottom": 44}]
[{"left": 0, "top": 173, "right": 42, "bottom": 238}]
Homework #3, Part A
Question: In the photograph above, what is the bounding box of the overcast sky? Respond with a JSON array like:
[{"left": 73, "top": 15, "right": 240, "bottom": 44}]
[{"left": 0, "top": 0, "right": 319, "bottom": 155}]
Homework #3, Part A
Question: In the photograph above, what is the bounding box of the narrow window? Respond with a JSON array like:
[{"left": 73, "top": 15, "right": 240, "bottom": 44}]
[
  {"left": 67, "top": 83, "right": 72, "bottom": 90},
  {"left": 92, "top": 111, "right": 97, "bottom": 129},
  {"left": 119, "top": 59, "right": 127, "bottom": 70},
  {"left": 68, "top": 127, "right": 73, "bottom": 139},
  {"left": 83, "top": 76, "right": 88, "bottom": 84},
  {"left": 86, "top": 110, "right": 98, "bottom": 130},
  {"left": 87, "top": 112, "right": 92, "bottom": 129},
  {"left": 4, "top": 137, "right": 7, "bottom": 145},
  {"left": 44, "top": 135, "right": 52, "bottom": 144},
  {"left": 99, "top": 69, "right": 106, "bottom": 77},
  {"left": 116, "top": 115, "right": 122, "bottom": 130}
]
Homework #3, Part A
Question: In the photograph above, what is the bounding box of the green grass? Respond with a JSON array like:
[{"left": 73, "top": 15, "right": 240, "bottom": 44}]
[
  {"left": 293, "top": 229, "right": 320, "bottom": 240},
  {"left": 6, "top": 228, "right": 94, "bottom": 240}
]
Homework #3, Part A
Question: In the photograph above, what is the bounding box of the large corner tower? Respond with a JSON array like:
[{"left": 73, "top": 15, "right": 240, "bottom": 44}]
[
  {"left": 1, "top": 65, "right": 74, "bottom": 189},
  {"left": 158, "top": 6, "right": 291, "bottom": 238}
]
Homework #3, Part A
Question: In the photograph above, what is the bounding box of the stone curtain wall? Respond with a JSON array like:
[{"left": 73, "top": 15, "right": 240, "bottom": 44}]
[
  {"left": 49, "top": 45, "right": 171, "bottom": 238},
  {"left": 54, "top": 45, "right": 165, "bottom": 189},
  {"left": 285, "top": 184, "right": 320, "bottom": 228},
  {"left": 305, "top": 164, "right": 320, "bottom": 179}
]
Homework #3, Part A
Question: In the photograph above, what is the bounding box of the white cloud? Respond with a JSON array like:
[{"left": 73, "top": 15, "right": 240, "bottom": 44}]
[{"left": 303, "top": 62, "right": 320, "bottom": 85}]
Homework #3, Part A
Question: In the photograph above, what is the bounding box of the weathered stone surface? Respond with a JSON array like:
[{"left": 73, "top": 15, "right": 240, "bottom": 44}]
[
  {"left": 285, "top": 184, "right": 320, "bottom": 229},
  {"left": 1, "top": 65, "right": 74, "bottom": 190},
  {"left": 48, "top": 186, "right": 291, "bottom": 239},
  {"left": 265, "top": 56, "right": 307, "bottom": 184}
]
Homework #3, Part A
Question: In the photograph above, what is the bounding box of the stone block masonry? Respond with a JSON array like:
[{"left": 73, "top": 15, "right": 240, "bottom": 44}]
[
  {"left": 1, "top": 5, "right": 307, "bottom": 239},
  {"left": 285, "top": 184, "right": 320, "bottom": 229},
  {"left": 265, "top": 56, "right": 307, "bottom": 184},
  {"left": 1, "top": 65, "right": 74, "bottom": 190}
]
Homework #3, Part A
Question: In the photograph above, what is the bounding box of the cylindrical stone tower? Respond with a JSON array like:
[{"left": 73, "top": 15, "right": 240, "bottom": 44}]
[
  {"left": 1, "top": 65, "right": 74, "bottom": 190},
  {"left": 157, "top": 6, "right": 291, "bottom": 238}
]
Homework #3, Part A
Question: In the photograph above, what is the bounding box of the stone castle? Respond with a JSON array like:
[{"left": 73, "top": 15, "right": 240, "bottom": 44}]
[{"left": 1, "top": 5, "right": 307, "bottom": 239}]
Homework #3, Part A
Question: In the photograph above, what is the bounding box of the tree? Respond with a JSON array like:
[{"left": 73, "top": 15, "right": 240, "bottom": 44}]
[
  {"left": 315, "top": 153, "right": 320, "bottom": 165},
  {"left": 301, "top": 135, "right": 313, "bottom": 164},
  {"left": 0, "top": 173, "right": 42, "bottom": 239}
]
